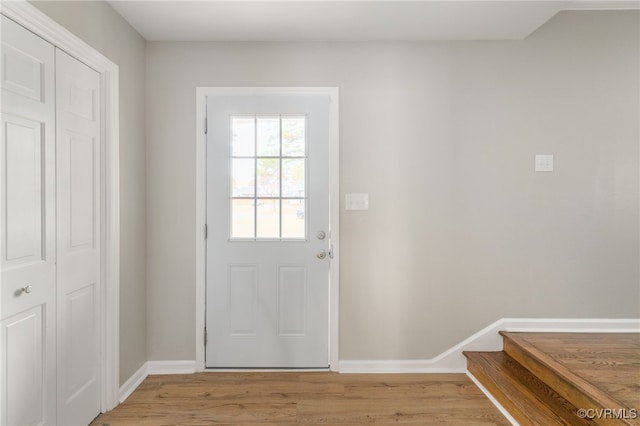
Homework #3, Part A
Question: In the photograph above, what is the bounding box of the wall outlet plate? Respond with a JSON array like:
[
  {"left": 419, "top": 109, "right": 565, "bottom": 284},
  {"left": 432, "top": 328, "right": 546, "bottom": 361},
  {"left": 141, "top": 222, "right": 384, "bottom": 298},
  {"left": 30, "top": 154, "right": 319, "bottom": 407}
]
[
  {"left": 535, "top": 154, "right": 554, "bottom": 172},
  {"left": 345, "top": 193, "right": 369, "bottom": 210}
]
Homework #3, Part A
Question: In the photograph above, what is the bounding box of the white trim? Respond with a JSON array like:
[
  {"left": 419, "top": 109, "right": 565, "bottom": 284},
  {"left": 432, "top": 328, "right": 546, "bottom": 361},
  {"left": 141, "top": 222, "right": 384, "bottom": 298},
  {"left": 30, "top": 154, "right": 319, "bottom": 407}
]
[
  {"left": 328, "top": 89, "right": 340, "bottom": 372},
  {"left": 1, "top": 1, "right": 120, "bottom": 411},
  {"left": 565, "top": 1, "right": 640, "bottom": 10},
  {"left": 338, "top": 318, "right": 640, "bottom": 373},
  {"left": 119, "top": 361, "right": 197, "bottom": 403},
  {"left": 147, "top": 360, "right": 197, "bottom": 375},
  {"left": 339, "top": 360, "right": 465, "bottom": 374},
  {"left": 119, "top": 363, "right": 148, "bottom": 404},
  {"left": 195, "top": 87, "right": 207, "bottom": 373},
  {"left": 194, "top": 87, "right": 340, "bottom": 372},
  {"left": 466, "top": 371, "right": 519, "bottom": 426}
]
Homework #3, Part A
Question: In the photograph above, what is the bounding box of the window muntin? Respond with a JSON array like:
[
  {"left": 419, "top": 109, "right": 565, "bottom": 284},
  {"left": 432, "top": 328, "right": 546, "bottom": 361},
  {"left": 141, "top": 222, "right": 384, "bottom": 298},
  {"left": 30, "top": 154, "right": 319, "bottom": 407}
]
[{"left": 230, "top": 115, "right": 306, "bottom": 240}]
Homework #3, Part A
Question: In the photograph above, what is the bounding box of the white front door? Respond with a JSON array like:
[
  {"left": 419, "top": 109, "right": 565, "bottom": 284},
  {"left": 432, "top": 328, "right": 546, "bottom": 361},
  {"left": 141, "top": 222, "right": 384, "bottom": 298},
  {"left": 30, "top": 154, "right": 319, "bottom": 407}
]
[
  {"left": 1, "top": 15, "right": 57, "bottom": 425},
  {"left": 55, "top": 49, "right": 102, "bottom": 426},
  {"left": 206, "top": 94, "right": 331, "bottom": 368}
]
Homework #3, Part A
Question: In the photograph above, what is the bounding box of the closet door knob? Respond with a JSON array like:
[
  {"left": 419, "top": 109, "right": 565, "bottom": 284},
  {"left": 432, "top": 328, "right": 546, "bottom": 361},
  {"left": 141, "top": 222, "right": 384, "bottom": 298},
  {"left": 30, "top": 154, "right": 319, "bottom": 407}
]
[{"left": 21, "top": 285, "right": 33, "bottom": 294}]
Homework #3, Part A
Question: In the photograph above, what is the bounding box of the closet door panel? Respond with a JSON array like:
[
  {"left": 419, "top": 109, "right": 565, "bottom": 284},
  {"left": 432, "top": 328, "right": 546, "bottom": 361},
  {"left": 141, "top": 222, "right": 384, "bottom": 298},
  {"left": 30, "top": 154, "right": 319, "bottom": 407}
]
[
  {"left": 56, "top": 48, "right": 101, "bottom": 426},
  {"left": 0, "top": 15, "right": 56, "bottom": 425}
]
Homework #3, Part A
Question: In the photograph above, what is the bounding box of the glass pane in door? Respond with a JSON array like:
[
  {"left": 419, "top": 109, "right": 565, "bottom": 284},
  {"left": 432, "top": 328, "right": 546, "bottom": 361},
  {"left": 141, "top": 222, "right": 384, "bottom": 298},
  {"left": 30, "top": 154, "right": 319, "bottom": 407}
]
[{"left": 230, "top": 115, "right": 307, "bottom": 240}]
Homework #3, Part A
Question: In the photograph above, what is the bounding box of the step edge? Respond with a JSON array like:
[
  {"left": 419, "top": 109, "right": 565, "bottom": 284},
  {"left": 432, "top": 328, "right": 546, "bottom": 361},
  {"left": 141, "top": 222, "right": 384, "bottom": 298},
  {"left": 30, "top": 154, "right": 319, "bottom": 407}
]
[{"left": 500, "top": 332, "right": 637, "bottom": 426}]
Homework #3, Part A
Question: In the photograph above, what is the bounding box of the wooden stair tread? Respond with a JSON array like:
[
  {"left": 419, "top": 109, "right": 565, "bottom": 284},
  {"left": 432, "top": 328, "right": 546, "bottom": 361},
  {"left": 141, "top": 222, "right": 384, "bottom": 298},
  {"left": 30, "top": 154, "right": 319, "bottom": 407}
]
[
  {"left": 500, "top": 331, "right": 638, "bottom": 426},
  {"left": 464, "top": 351, "right": 598, "bottom": 426}
]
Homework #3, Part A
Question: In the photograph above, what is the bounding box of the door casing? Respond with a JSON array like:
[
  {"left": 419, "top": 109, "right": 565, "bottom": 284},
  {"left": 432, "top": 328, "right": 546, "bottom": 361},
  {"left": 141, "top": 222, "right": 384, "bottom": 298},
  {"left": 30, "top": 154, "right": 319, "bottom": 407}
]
[
  {"left": 1, "top": 2, "right": 121, "bottom": 411},
  {"left": 195, "top": 87, "right": 339, "bottom": 371}
]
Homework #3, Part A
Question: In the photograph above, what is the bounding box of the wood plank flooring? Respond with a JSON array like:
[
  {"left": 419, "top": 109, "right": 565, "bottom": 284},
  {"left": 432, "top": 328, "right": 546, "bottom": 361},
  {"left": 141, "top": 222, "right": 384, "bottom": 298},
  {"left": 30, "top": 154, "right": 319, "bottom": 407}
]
[{"left": 91, "top": 372, "right": 509, "bottom": 425}]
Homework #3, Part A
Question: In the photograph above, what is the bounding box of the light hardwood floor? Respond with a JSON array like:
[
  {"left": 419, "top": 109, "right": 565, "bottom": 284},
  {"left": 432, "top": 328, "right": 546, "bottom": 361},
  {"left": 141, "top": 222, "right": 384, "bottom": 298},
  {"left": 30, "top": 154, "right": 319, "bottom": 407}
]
[{"left": 92, "top": 372, "right": 509, "bottom": 425}]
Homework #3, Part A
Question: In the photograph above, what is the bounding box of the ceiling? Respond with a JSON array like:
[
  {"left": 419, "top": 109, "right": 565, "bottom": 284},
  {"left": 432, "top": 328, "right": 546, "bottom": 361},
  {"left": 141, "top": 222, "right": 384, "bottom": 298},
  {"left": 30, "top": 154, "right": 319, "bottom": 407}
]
[{"left": 107, "top": 1, "right": 640, "bottom": 42}]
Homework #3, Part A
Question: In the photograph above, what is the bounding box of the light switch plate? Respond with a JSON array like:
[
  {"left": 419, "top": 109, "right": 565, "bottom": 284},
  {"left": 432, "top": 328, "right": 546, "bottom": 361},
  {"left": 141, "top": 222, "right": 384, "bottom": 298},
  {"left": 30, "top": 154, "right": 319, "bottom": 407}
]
[
  {"left": 535, "top": 154, "right": 554, "bottom": 172},
  {"left": 345, "top": 193, "right": 369, "bottom": 210}
]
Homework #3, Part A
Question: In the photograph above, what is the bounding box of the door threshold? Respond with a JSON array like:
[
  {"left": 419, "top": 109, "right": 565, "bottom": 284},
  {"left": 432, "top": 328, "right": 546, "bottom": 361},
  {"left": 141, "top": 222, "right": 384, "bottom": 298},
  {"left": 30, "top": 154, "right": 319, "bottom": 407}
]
[{"left": 204, "top": 367, "right": 330, "bottom": 373}]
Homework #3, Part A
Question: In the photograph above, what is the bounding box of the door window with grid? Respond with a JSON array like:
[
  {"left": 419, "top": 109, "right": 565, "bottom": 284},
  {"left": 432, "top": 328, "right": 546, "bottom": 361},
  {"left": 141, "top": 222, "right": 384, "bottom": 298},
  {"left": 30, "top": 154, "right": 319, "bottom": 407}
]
[{"left": 230, "top": 115, "right": 306, "bottom": 240}]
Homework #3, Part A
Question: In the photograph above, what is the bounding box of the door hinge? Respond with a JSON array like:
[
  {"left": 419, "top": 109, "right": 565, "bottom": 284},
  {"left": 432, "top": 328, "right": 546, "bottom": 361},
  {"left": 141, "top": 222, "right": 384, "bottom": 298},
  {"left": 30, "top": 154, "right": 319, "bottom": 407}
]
[
  {"left": 204, "top": 224, "right": 208, "bottom": 239},
  {"left": 204, "top": 327, "right": 207, "bottom": 346},
  {"left": 204, "top": 116, "right": 208, "bottom": 135}
]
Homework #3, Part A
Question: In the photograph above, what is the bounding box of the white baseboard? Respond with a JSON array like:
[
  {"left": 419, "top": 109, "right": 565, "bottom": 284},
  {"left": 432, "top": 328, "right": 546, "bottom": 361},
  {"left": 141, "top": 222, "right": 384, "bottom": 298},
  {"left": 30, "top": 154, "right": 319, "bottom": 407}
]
[
  {"left": 338, "top": 360, "right": 465, "bottom": 374},
  {"left": 338, "top": 318, "right": 640, "bottom": 373},
  {"left": 147, "top": 360, "right": 197, "bottom": 375},
  {"left": 118, "top": 360, "right": 196, "bottom": 403},
  {"left": 119, "top": 363, "right": 148, "bottom": 403}
]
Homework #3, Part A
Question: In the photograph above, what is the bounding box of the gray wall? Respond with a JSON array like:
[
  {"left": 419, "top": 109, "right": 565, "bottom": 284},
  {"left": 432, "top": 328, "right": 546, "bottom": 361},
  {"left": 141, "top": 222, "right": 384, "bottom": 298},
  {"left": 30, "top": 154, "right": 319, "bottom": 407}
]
[
  {"left": 30, "top": 1, "right": 148, "bottom": 384},
  {"left": 145, "top": 10, "right": 639, "bottom": 362}
]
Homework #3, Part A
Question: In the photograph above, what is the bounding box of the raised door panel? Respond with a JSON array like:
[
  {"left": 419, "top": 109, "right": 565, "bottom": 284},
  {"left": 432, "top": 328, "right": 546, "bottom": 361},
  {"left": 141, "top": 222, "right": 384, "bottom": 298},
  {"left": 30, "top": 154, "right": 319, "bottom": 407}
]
[
  {"left": 1, "top": 16, "right": 53, "bottom": 120},
  {"left": 63, "top": 80, "right": 96, "bottom": 121},
  {"left": 1, "top": 308, "right": 46, "bottom": 426},
  {"left": 228, "top": 265, "right": 258, "bottom": 336},
  {"left": 69, "top": 134, "right": 95, "bottom": 249},
  {"left": 57, "top": 130, "right": 96, "bottom": 253},
  {"left": 1, "top": 43, "right": 44, "bottom": 102},
  {"left": 2, "top": 115, "right": 43, "bottom": 268},
  {"left": 278, "top": 266, "right": 307, "bottom": 337},
  {"left": 64, "top": 285, "right": 98, "bottom": 404}
]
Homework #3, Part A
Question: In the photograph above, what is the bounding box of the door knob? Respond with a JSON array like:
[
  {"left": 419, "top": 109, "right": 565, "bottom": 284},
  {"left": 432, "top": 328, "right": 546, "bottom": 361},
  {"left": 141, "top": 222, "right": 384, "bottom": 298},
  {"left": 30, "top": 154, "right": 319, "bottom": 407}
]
[
  {"left": 21, "top": 285, "right": 33, "bottom": 294},
  {"left": 317, "top": 250, "right": 327, "bottom": 260}
]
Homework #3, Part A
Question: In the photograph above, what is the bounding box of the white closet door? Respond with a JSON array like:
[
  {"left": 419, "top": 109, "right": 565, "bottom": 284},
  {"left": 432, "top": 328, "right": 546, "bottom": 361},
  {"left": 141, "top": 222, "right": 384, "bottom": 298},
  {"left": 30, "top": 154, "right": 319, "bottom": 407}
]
[
  {"left": 55, "top": 49, "right": 101, "bottom": 426},
  {"left": 0, "top": 15, "right": 57, "bottom": 426}
]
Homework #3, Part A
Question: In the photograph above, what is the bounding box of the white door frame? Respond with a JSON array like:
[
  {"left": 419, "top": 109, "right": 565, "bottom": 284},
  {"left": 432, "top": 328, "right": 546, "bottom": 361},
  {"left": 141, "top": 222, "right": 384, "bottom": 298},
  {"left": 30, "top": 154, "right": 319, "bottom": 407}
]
[
  {"left": 195, "top": 87, "right": 339, "bottom": 371},
  {"left": 1, "top": 1, "right": 121, "bottom": 411}
]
